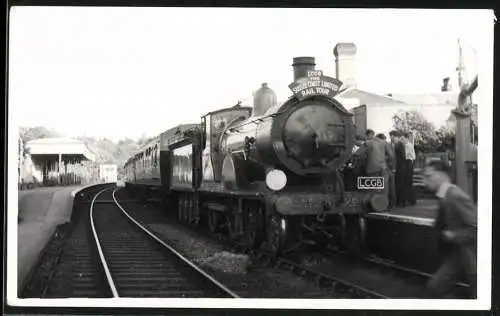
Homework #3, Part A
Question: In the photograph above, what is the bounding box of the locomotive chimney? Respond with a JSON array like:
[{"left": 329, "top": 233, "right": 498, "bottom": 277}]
[
  {"left": 292, "top": 57, "right": 316, "bottom": 81},
  {"left": 334, "top": 43, "right": 357, "bottom": 88}
]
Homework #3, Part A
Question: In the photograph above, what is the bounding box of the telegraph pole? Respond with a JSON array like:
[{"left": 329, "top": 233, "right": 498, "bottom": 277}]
[
  {"left": 456, "top": 38, "right": 466, "bottom": 90},
  {"left": 452, "top": 38, "right": 477, "bottom": 199}
]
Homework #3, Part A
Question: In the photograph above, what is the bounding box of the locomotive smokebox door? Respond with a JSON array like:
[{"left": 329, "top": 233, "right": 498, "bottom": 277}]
[{"left": 262, "top": 67, "right": 356, "bottom": 176}]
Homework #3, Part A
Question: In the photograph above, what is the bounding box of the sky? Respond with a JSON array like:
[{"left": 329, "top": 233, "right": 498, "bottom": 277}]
[{"left": 8, "top": 8, "right": 494, "bottom": 142}]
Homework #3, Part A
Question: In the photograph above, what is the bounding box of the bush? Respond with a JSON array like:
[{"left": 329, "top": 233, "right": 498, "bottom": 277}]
[{"left": 392, "top": 110, "right": 455, "bottom": 153}]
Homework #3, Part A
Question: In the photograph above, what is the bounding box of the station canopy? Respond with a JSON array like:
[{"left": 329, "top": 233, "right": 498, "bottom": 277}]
[{"left": 26, "top": 137, "right": 96, "bottom": 162}]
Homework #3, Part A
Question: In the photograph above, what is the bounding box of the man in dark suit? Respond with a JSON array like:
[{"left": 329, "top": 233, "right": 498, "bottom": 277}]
[
  {"left": 422, "top": 160, "right": 477, "bottom": 298},
  {"left": 357, "top": 129, "right": 394, "bottom": 204},
  {"left": 389, "top": 130, "right": 406, "bottom": 207},
  {"left": 376, "top": 133, "right": 396, "bottom": 210}
]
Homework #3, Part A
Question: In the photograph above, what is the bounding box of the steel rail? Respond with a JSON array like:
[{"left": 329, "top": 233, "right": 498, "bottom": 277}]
[
  {"left": 325, "top": 245, "right": 470, "bottom": 298},
  {"left": 89, "top": 188, "right": 120, "bottom": 298},
  {"left": 111, "top": 189, "right": 240, "bottom": 298},
  {"left": 220, "top": 237, "right": 389, "bottom": 299},
  {"left": 273, "top": 255, "right": 389, "bottom": 298}
]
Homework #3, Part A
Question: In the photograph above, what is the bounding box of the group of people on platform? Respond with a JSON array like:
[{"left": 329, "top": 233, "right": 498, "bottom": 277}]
[
  {"left": 353, "top": 129, "right": 417, "bottom": 210},
  {"left": 352, "top": 129, "right": 477, "bottom": 299}
]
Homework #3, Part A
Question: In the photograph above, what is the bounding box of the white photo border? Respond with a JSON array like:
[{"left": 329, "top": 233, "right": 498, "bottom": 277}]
[{"left": 5, "top": 7, "right": 495, "bottom": 311}]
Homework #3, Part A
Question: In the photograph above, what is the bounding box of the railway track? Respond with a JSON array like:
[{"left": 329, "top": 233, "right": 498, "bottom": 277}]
[
  {"left": 117, "top": 186, "right": 472, "bottom": 299},
  {"left": 116, "top": 188, "right": 388, "bottom": 298},
  {"left": 238, "top": 244, "right": 389, "bottom": 298},
  {"left": 45, "top": 207, "right": 110, "bottom": 298},
  {"left": 132, "top": 189, "right": 475, "bottom": 299},
  {"left": 21, "top": 192, "right": 110, "bottom": 298},
  {"left": 91, "top": 188, "right": 238, "bottom": 298},
  {"left": 323, "top": 245, "right": 471, "bottom": 298}
]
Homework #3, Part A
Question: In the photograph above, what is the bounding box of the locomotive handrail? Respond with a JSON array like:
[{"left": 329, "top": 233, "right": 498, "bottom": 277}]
[
  {"left": 228, "top": 97, "right": 352, "bottom": 133},
  {"left": 228, "top": 113, "right": 274, "bottom": 132},
  {"left": 222, "top": 116, "right": 250, "bottom": 134}
]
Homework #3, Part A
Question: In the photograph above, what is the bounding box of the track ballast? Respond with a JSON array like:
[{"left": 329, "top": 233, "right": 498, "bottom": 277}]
[{"left": 91, "top": 188, "right": 238, "bottom": 298}]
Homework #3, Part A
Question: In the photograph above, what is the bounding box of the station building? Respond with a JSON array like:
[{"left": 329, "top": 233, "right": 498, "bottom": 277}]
[
  {"left": 99, "top": 164, "right": 118, "bottom": 183},
  {"left": 331, "top": 42, "right": 460, "bottom": 140},
  {"left": 21, "top": 137, "right": 99, "bottom": 187}
]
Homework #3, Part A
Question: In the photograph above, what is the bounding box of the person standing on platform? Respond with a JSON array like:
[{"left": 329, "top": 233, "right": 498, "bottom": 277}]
[
  {"left": 376, "top": 133, "right": 396, "bottom": 210},
  {"left": 390, "top": 130, "right": 406, "bottom": 207},
  {"left": 422, "top": 160, "right": 477, "bottom": 299},
  {"left": 357, "top": 129, "right": 393, "bottom": 203},
  {"left": 402, "top": 132, "right": 417, "bottom": 206}
]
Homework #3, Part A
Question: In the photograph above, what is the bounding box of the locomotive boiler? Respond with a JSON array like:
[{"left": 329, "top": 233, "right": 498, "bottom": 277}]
[
  {"left": 220, "top": 65, "right": 354, "bottom": 186},
  {"left": 124, "top": 56, "right": 388, "bottom": 255}
]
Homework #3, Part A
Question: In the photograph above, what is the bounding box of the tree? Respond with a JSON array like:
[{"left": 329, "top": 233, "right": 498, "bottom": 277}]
[
  {"left": 435, "top": 125, "right": 456, "bottom": 152},
  {"left": 20, "top": 126, "right": 60, "bottom": 143},
  {"left": 19, "top": 126, "right": 62, "bottom": 158},
  {"left": 392, "top": 110, "right": 455, "bottom": 153}
]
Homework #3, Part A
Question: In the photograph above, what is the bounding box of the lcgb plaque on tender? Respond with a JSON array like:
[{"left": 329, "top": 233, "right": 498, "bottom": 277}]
[{"left": 288, "top": 70, "right": 343, "bottom": 101}]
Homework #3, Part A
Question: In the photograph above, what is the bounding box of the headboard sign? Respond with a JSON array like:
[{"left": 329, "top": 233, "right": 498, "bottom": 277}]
[{"left": 288, "top": 70, "right": 343, "bottom": 101}]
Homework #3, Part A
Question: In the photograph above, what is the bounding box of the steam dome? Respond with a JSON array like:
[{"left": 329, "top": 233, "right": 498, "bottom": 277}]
[{"left": 253, "top": 83, "right": 277, "bottom": 116}]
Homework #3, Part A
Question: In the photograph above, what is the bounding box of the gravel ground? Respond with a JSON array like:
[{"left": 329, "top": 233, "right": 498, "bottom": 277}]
[
  {"left": 115, "top": 189, "right": 341, "bottom": 298},
  {"left": 296, "top": 251, "right": 428, "bottom": 298},
  {"left": 20, "top": 224, "right": 70, "bottom": 297}
]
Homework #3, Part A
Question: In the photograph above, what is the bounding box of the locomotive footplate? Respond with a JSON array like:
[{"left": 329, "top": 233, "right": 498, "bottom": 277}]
[{"left": 271, "top": 191, "right": 379, "bottom": 216}]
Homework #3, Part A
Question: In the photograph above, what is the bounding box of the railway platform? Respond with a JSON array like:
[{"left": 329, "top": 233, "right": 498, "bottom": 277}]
[
  {"left": 365, "top": 199, "right": 442, "bottom": 274},
  {"left": 17, "top": 185, "right": 100, "bottom": 293},
  {"left": 366, "top": 199, "right": 438, "bottom": 226}
]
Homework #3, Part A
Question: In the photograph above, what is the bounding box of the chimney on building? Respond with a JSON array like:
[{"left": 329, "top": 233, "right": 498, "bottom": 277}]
[
  {"left": 292, "top": 57, "right": 316, "bottom": 81},
  {"left": 441, "top": 77, "right": 452, "bottom": 92},
  {"left": 333, "top": 43, "right": 357, "bottom": 88}
]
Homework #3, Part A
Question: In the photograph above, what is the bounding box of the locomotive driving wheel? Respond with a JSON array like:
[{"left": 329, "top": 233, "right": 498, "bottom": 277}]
[
  {"left": 357, "top": 215, "right": 366, "bottom": 246},
  {"left": 191, "top": 196, "right": 200, "bottom": 227},
  {"left": 186, "top": 196, "right": 193, "bottom": 226},
  {"left": 180, "top": 195, "right": 189, "bottom": 224},
  {"left": 338, "top": 214, "right": 347, "bottom": 245},
  {"left": 228, "top": 212, "right": 244, "bottom": 241},
  {"left": 208, "top": 210, "right": 221, "bottom": 233},
  {"left": 178, "top": 196, "right": 184, "bottom": 222},
  {"left": 266, "top": 212, "right": 287, "bottom": 255},
  {"left": 344, "top": 214, "right": 366, "bottom": 254},
  {"left": 244, "top": 202, "right": 263, "bottom": 248}
]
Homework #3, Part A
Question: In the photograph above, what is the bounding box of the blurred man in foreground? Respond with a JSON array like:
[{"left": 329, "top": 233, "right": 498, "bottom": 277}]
[{"left": 422, "top": 160, "right": 477, "bottom": 299}]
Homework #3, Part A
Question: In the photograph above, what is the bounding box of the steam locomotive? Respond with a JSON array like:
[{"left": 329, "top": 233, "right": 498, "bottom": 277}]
[{"left": 124, "top": 56, "right": 388, "bottom": 254}]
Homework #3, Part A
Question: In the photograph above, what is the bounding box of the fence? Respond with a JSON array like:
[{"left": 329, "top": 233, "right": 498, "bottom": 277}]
[
  {"left": 19, "top": 159, "right": 100, "bottom": 191},
  {"left": 412, "top": 151, "right": 478, "bottom": 202}
]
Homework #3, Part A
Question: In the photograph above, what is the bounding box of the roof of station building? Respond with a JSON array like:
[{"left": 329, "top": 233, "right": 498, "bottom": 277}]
[{"left": 25, "top": 137, "right": 96, "bottom": 161}]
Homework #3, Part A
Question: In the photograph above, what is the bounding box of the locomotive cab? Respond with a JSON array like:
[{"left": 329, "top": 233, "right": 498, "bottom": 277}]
[{"left": 200, "top": 107, "right": 252, "bottom": 184}]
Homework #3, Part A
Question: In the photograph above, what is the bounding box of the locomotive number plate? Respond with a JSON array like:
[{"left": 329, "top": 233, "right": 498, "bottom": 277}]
[{"left": 342, "top": 193, "right": 362, "bottom": 208}]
